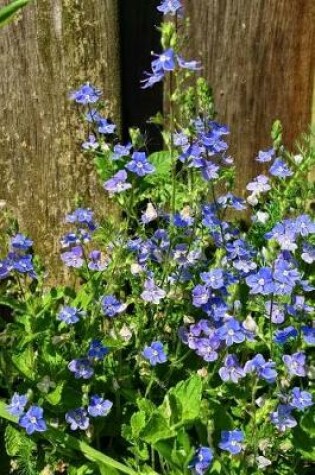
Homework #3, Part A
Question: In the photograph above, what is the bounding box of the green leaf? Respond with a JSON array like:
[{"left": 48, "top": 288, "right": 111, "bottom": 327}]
[
  {"left": 165, "top": 374, "right": 202, "bottom": 424},
  {"left": 130, "top": 411, "right": 146, "bottom": 439},
  {"left": 140, "top": 413, "right": 176, "bottom": 444},
  {"left": 300, "top": 406, "right": 315, "bottom": 436},
  {"left": 145, "top": 151, "right": 172, "bottom": 182},
  {"left": 0, "top": 0, "right": 31, "bottom": 27},
  {"left": 293, "top": 426, "right": 315, "bottom": 461},
  {"left": 12, "top": 345, "right": 36, "bottom": 380},
  {"left": 45, "top": 381, "right": 64, "bottom": 406}
]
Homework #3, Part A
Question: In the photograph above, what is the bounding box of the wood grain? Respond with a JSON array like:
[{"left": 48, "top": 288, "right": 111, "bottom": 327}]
[
  {"left": 0, "top": 0, "right": 120, "bottom": 278},
  {"left": 183, "top": 0, "right": 315, "bottom": 193}
]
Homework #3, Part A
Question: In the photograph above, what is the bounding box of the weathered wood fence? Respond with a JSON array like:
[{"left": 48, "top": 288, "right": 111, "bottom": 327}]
[{"left": 0, "top": 0, "right": 314, "bottom": 274}]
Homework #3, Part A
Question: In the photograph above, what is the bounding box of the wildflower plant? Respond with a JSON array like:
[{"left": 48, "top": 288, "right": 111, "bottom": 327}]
[{"left": 0, "top": 1, "right": 315, "bottom": 474}]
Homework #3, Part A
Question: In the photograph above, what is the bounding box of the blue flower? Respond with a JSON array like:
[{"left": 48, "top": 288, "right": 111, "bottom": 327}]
[
  {"left": 98, "top": 118, "right": 116, "bottom": 135},
  {"left": 112, "top": 143, "right": 132, "bottom": 160},
  {"left": 195, "top": 336, "right": 220, "bottom": 362},
  {"left": 200, "top": 160, "right": 220, "bottom": 181},
  {"left": 216, "top": 318, "right": 246, "bottom": 346},
  {"left": 274, "top": 326, "right": 298, "bottom": 344},
  {"left": 101, "top": 295, "right": 127, "bottom": 317},
  {"left": 192, "top": 284, "right": 210, "bottom": 307},
  {"left": 246, "top": 174, "right": 271, "bottom": 194},
  {"left": 188, "top": 446, "right": 213, "bottom": 474},
  {"left": 68, "top": 358, "right": 94, "bottom": 379},
  {"left": 290, "top": 387, "right": 313, "bottom": 410},
  {"left": 10, "top": 254, "right": 34, "bottom": 274},
  {"left": 10, "top": 233, "right": 33, "bottom": 251},
  {"left": 88, "top": 250, "right": 108, "bottom": 271},
  {"left": 270, "top": 404, "right": 297, "bottom": 432},
  {"left": 200, "top": 269, "right": 224, "bottom": 289},
  {"left": 142, "top": 341, "right": 167, "bottom": 366},
  {"left": 0, "top": 259, "right": 11, "bottom": 280},
  {"left": 61, "top": 246, "right": 84, "bottom": 268},
  {"left": 283, "top": 352, "right": 306, "bottom": 377},
  {"left": 141, "top": 71, "right": 165, "bottom": 89},
  {"left": 19, "top": 406, "right": 47, "bottom": 435},
  {"left": 66, "top": 208, "right": 96, "bottom": 230},
  {"left": 256, "top": 148, "right": 275, "bottom": 163},
  {"left": 70, "top": 83, "right": 101, "bottom": 104},
  {"left": 152, "top": 49, "right": 176, "bottom": 73},
  {"left": 58, "top": 306, "right": 82, "bottom": 325},
  {"left": 103, "top": 170, "right": 132, "bottom": 195},
  {"left": 219, "top": 430, "right": 244, "bottom": 454},
  {"left": 65, "top": 408, "right": 90, "bottom": 431},
  {"left": 301, "top": 243, "right": 315, "bottom": 264},
  {"left": 87, "top": 340, "right": 109, "bottom": 360},
  {"left": 302, "top": 326, "right": 315, "bottom": 345},
  {"left": 219, "top": 355, "right": 245, "bottom": 383},
  {"left": 246, "top": 267, "right": 274, "bottom": 295},
  {"left": 295, "top": 215, "right": 315, "bottom": 237},
  {"left": 177, "top": 55, "right": 202, "bottom": 71},
  {"left": 88, "top": 396, "right": 113, "bottom": 417},
  {"left": 244, "top": 354, "right": 277, "bottom": 383},
  {"left": 141, "top": 279, "right": 166, "bottom": 304},
  {"left": 157, "top": 0, "right": 183, "bottom": 16},
  {"left": 7, "top": 393, "right": 28, "bottom": 417},
  {"left": 265, "top": 301, "right": 285, "bottom": 324},
  {"left": 269, "top": 159, "right": 293, "bottom": 178},
  {"left": 125, "top": 152, "right": 155, "bottom": 177},
  {"left": 82, "top": 134, "right": 99, "bottom": 151}
]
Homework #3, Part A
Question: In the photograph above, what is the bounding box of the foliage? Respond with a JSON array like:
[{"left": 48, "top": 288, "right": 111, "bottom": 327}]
[
  {"left": 0, "top": 1, "right": 315, "bottom": 474},
  {"left": 0, "top": 0, "right": 31, "bottom": 28}
]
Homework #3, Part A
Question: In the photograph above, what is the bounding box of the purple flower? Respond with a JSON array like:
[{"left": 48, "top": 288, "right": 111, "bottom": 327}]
[
  {"left": 125, "top": 152, "right": 155, "bottom": 177},
  {"left": 188, "top": 447, "right": 213, "bottom": 475},
  {"left": 82, "top": 134, "right": 99, "bottom": 151},
  {"left": 58, "top": 306, "right": 82, "bottom": 325},
  {"left": 256, "top": 148, "right": 275, "bottom": 163},
  {"left": 88, "top": 396, "right": 113, "bottom": 417},
  {"left": 142, "top": 341, "right": 167, "bottom": 366},
  {"left": 0, "top": 259, "right": 11, "bottom": 279},
  {"left": 98, "top": 118, "right": 116, "bottom": 135},
  {"left": 85, "top": 108, "right": 101, "bottom": 123},
  {"left": 177, "top": 55, "right": 202, "bottom": 71},
  {"left": 112, "top": 143, "right": 132, "bottom": 160},
  {"left": 61, "top": 246, "right": 84, "bottom": 268},
  {"left": 101, "top": 295, "right": 127, "bottom": 317},
  {"left": 269, "top": 159, "right": 293, "bottom": 178},
  {"left": 295, "top": 215, "right": 315, "bottom": 237},
  {"left": 274, "top": 326, "right": 298, "bottom": 344},
  {"left": 301, "top": 243, "right": 315, "bottom": 264},
  {"left": 200, "top": 160, "right": 220, "bottom": 181},
  {"left": 217, "top": 193, "right": 246, "bottom": 211},
  {"left": 246, "top": 267, "right": 274, "bottom": 295},
  {"left": 7, "top": 393, "right": 28, "bottom": 417},
  {"left": 216, "top": 318, "right": 246, "bottom": 346},
  {"left": 219, "top": 430, "right": 244, "bottom": 454},
  {"left": 244, "top": 354, "right": 277, "bottom": 383},
  {"left": 283, "top": 352, "right": 306, "bottom": 377},
  {"left": 192, "top": 285, "right": 210, "bottom": 307},
  {"left": 141, "top": 71, "right": 165, "bottom": 89},
  {"left": 66, "top": 208, "right": 95, "bottom": 229},
  {"left": 68, "top": 358, "right": 94, "bottom": 379},
  {"left": 157, "top": 0, "right": 183, "bottom": 15},
  {"left": 10, "top": 233, "right": 33, "bottom": 251},
  {"left": 200, "top": 269, "right": 224, "bottom": 289},
  {"left": 302, "top": 326, "right": 315, "bottom": 345},
  {"left": 70, "top": 83, "right": 101, "bottom": 104},
  {"left": 103, "top": 170, "right": 132, "bottom": 195},
  {"left": 219, "top": 355, "right": 245, "bottom": 383},
  {"left": 141, "top": 279, "right": 166, "bottom": 304},
  {"left": 246, "top": 175, "right": 271, "bottom": 194},
  {"left": 195, "top": 336, "right": 220, "bottom": 362},
  {"left": 265, "top": 301, "right": 285, "bottom": 324},
  {"left": 65, "top": 408, "right": 90, "bottom": 431},
  {"left": 11, "top": 254, "right": 34, "bottom": 274},
  {"left": 87, "top": 340, "right": 109, "bottom": 360},
  {"left": 88, "top": 250, "right": 108, "bottom": 271},
  {"left": 152, "top": 49, "right": 176, "bottom": 73},
  {"left": 173, "top": 211, "right": 194, "bottom": 227},
  {"left": 270, "top": 404, "right": 297, "bottom": 432},
  {"left": 290, "top": 387, "right": 313, "bottom": 410},
  {"left": 19, "top": 406, "right": 47, "bottom": 435}
]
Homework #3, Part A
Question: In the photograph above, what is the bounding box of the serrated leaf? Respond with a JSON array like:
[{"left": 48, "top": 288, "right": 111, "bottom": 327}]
[
  {"left": 140, "top": 413, "right": 176, "bottom": 444},
  {"left": 12, "top": 345, "right": 36, "bottom": 380},
  {"left": 145, "top": 151, "right": 172, "bottom": 183},
  {"left": 164, "top": 374, "right": 202, "bottom": 424},
  {"left": 130, "top": 411, "right": 146, "bottom": 438}
]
